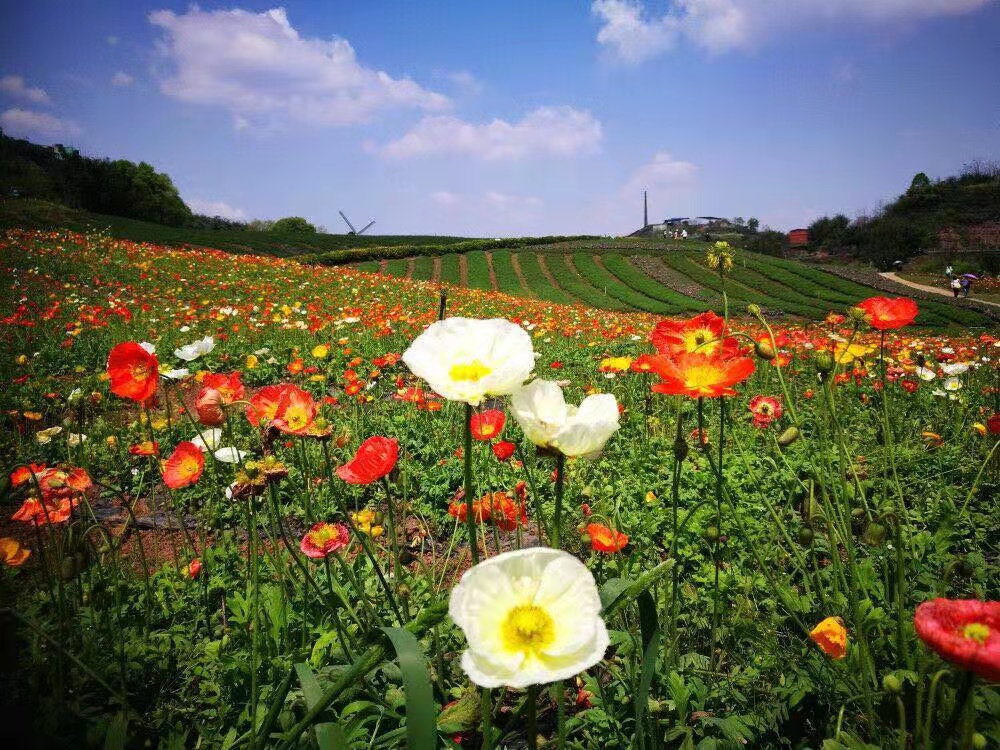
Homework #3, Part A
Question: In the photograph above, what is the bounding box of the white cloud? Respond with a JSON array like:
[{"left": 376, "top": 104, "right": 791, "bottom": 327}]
[
  {"left": 149, "top": 6, "right": 449, "bottom": 127},
  {"left": 187, "top": 199, "right": 247, "bottom": 220},
  {"left": 430, "top": 190, "right": 461, "bottom": 208},
  {"left": 0, "top": 108, "right": 81, "bottom": 140},
  {"left": 379, "top": 106, "right": 603, "bottom": 161},
  {"left": 593, "top": 0, "right": 992, "bottom": 60},
  {"left": 0, "top": 75, "right": 51, "bottom": 105},
  {"left": 106, "top": 35, "right": 119, "bottom": 46},
  {"left": 623, "top": 152, "right": 698, "bottom": 197},
  {"left": 111, "top": 71, "right": 134, "bottom": 87},
  {"left": 443, "top": 70, "right": 483, "bottom": 95}
]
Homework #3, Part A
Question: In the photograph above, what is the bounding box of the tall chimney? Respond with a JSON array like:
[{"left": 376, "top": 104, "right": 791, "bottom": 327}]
[{"left": 643, "top": 190, "right": 648, "bottom": 227}]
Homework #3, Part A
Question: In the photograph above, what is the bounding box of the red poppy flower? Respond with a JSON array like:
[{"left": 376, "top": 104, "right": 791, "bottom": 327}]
[
  {"left": 162, "top": 442, "right": 205, "bottom": 489},
  {"left": 272, "top": 385, "right": 317, "bottom": 435},
  {"left": 37, "top": 467, "right": 92, "bottom": 500},
  {"left": 631, "top": 353, "right": 661, "bottom": 373},
  {"left": 300, "top": 522, "right": 350, "bottom": 558},
  {"left": 987, "top": 413, "right": 1000, "bottom": 435},
  {"left": 649, "top": 352, "right": 755, "bottom": 399},
  {"left": 914, "top": 598, "right": 1000, "bottom": 682},
  {"left": 246, "top": 384, "right": 285, "bottom": 427},
  {"left": 11, "top": 497, "right": 74, "bottom": 525},
  {"left": 748, "top": 395, "right": 783, "bottom": 428},
  {"left": 448, "top": 498, "right": 490, "bottom": 524},
  {"left": 129, "top": 441, "right": 159, "bottom": 456},
  {"left": 337, "top": 436, "right": 399, "bottom": 484},
  {"left": 587, "top": 522, "right": 629, "bottom": 553},
  {"left": 107, "top": 342, "right": 159, "bottom": 402},
  {"left": 488, "top": 492, "right": 527, "bottom": 532},
  {"left": 492, "top": 440, "right": 516, "bottom": 461},
  {"left": 470, "top": 410, "right": 505, "bottom": 441},
  {"left": 202, "top": 372, "right": 245, "bottom": 404},
  {"left": 855, "top": 297, "right": 918, "bottom": 330},
  {"left": 651, "top": 312, "right": 740, "bottom": 358},
  {"left": 195, "top": 387, "right": 225, "bottom": 426}
]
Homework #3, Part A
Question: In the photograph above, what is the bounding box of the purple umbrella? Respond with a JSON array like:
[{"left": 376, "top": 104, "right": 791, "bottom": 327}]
[{"left": 962, "top": 273, "right": 979, "bottom": 280}]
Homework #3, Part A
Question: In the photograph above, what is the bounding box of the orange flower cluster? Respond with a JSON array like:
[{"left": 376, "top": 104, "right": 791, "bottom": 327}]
[
  {"left": 645, "top": 312, "right": 755, "bottom": 399},
  {"left": 448, "top": 486, "right": 528, "bottom": 532},
  {"left": 9, "top": 464, "right": 92, "bottom": 525}
]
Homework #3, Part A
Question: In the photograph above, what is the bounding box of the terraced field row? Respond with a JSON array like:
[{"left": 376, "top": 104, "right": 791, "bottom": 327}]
[{"left": 349, "top": 246, "right": 994, "bottom": 328}]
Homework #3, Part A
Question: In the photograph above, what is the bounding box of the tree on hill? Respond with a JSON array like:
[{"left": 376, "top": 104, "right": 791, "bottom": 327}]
[
  {"left": 807, "top": 214, "right": 850, "bottom": 248},
  {"left": 270, "top": 216, "right": 316, "bottom": 234}
]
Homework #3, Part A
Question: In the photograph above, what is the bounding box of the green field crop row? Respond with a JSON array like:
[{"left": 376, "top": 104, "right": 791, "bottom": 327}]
[
  {"left": 439, "top": 254, "right": 461, "bottom": 285},
  {"left": 490, "top": 250, "right": 527, "bottom": 296},
  {"left": 544, "top": 254, "right": 629, "bottom": 311},
  {"left": 601, "top": 254, "right": 705, "bottom": 314},
  {"left": 411, "top": 256, "right": 434, "bottom": 281},
  {"left": 465, "top": 250, "right": 492, "bottom": 290},
  {"left": 512, "top": 253, "right": 579, "bottom": 306},
  {"left": 571, "top": 253, "right": 675, "bottom": 314},
  {"left": 304, "top": 235, "right": 596, "bottom": 266}
]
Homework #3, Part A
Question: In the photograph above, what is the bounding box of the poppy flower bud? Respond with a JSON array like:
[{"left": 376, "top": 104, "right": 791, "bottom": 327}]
[
  {"left": 777, "top": 426, "right": 800, "bottom": 446},
  {"left": 581, "top": 503, "right": 592, "bottom": 517},
  {"left": 797, "top": 527, "right": 814, "bottom": 546},
  {"left": 754, "top": 340, "right": 776, "bottom": 360},
  {"left": 746, "top": 303, "right": 762, "bottom": 318},
  {"left": 863, "top": 522, "right": 886, "bottom": 546},
  {"left": 972, "top": 734, "right": 987, "bottom": 750},
  {"left": 814, "top": 351, "right": 834, "bottom": 374},
  {"left": 195, "top": 387, "right": 225, "bottom": 426},
  {"left": 703, "top": 526, "right": 719, "bottom": 543},
  {"left": 882, "top": 674, "right": 902, "bottom": 694},
  {"left": 673, "top": 436, "right": 689, "bottom": 461}
]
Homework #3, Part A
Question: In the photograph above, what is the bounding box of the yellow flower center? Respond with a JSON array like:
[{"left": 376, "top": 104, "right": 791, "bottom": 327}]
[
  {"left": 450, "top": 360, "right": 492, "bottom": 382},
  {"left": 502, "top": 604, "right": 555, "bottom": 653},
  {"left": 283, "top": 405, "right": 310, "bottom": 430},
  {"left": 963, "top": 622, "right": 990, "bottom": 644},
  {"left": 480, "top": 424, "right": 495, "bottom": 436},
  {"left": 683, "top": 363, "right": 724, "bottom": 389}
]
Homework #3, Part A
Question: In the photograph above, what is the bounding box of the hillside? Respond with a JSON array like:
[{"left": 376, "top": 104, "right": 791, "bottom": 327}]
[
  {"left": 345, "top": 239, "right": 997, "bottom": 329},
  {"left": 0, "top": 197, "right": 474, "bottom": 257}
]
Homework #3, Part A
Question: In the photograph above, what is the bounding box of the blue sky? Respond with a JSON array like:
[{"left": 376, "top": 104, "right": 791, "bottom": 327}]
[{"left": 1, "top": 1, "right": 997, "bottom": 235}]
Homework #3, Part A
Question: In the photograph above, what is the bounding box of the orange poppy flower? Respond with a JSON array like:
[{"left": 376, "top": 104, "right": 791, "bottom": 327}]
[
  {"left": 855, "top": 297, "right": 918, "bottom": 330},
  {"left": 11, "top": 497, "right": 74, "bottom": 525},
  {"left": 470, "top": 409, "right": 505, "bottom": 441},
  {"left": 272, "top": 384, "right": 317, "bottom": 434},
  {"left": 487, "top": 491, "right": 526, "bottom": 531},
  {"left": 1, "top": 537, "right": 30, "bottom": 566},
  {"left": 246, "top": 384, "right": 285, "bottom": 427},
  {"left": 651, "top": 312, "right": 740, "bottom": 358},
  {"left": 202, "top": 372, "right": 245, "bottom": 404},
  {"left": 10, "top": 463, "right": 47, "bottom": 487},
  {"left": 650, "top": 352, "right": 755, "bottom": 399},
  {"left": 162, "top": 442, "right": 205, "bottom": 489},
  {"left": 587, "top": 522, "right": 629, "bottom": 553},
  {"left": 107, "top": 341, "right": 159, "bottom": 402},
  {"left": 182, "top": 558, "right": 202, "bottom": 579},
  {"left": 129, "top": 440, "right": 159, "bottom": 456},
  {"left": 809, "top": 616, "right": 848, "bottom": 659}
]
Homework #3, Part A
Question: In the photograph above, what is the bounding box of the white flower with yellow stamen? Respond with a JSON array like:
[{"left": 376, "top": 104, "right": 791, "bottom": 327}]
[
  {"left": 511, "top": 379, "right": 620, "bottom": 459},
  {"left": 449, "top": 548, "right": 608, "bottom": 688},
  {"left": 402, "top": 318, "right": 534, "bottom": 405}
]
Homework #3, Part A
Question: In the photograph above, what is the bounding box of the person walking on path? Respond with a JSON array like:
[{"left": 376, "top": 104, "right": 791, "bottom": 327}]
[
  {"left": 951, "top": 277, "right": 962, "bottom": 298},
  {"left": 959, "top": 276, "right": 971, "bottom": 298}
]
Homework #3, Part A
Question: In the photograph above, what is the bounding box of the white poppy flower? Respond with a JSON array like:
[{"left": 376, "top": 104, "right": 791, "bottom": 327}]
[
  {"left": 68, "top": 433, "right": 87, "bottom": 447},
  {"left": 36, "top": 426, "right": 63, "bottom": 444},
  {"left": 213, "top": 447, "right": 248, "bottom": 463},
  {"left": 941, "top": 363, "right": 969, "bottom": 376},
  {"left": 191, "top": 429, "right": 223, "bottom": 452},
  {"left": 174, "top": 336, "right": 215, "bottom": 362},
  {"left": 916, "top": 367, "right": 936, "bottom": 381},
  {"left": 511, "top": 380, "right": 620, "bottom": 459},
  {"left": 402, "top": 317, "right": 535, "bottom": 405},
  {"left": 448, "top": 547, "right": 609, "bottom": 689},
  {"left": 161, "top": 368, "right": 190, "bottom": 380},
  {"left": 943, "top": 377, "right": 962, "bottom": 392},
  {"left": 139, "top": 342, "right": 156, "bottom": 354}
]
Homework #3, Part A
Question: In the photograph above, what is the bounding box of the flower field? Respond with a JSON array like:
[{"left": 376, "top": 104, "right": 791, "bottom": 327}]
[{"left": 2, "top": 228, "right": 999, "bottom": 749}]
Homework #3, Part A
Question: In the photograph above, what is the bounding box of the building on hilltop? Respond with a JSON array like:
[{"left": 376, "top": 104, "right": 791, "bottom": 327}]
[{"left": 788, "top": 228, "right": 809, "bottom": 247}]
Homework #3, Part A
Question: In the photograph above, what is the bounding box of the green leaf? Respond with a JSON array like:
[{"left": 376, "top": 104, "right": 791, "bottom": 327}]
[
  {"left": 633, "top": 591, "right": 660, "bottom": 750},
  {"left": 599, "top": 577, "right": 628, "bottom": 610},
  {"left": 103, "top": 712, "right": 127, "bottom": 750},
  {"left": 380, "top": 626, "right": 437, "bottom": 750},
  {"left": 295, "top": 663, "right": 345, "bottom": 750}
]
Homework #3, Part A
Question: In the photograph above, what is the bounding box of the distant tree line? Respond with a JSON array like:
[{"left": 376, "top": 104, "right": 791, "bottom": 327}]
[{"left": 0, "top": 131, "right": 326, "bottom": 234}]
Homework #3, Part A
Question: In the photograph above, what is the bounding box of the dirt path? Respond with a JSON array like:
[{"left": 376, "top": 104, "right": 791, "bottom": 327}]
[
  {"left": 378, "top": 259, "right": 388, "bottom": 273},
  {"left": 405, "top": 257, "right": 416, "bottom": 280},
  {"left": 458, "top": 253, "right": 469, "bottom": 286},
  {"left": 536, "top": 253, "right": 562, "bottom": 292},
  {"left": 509, "top": 253, "right": 533, "bottom": 296},
  {"left": 431, "top": 256, "right": 442, "bottom": 283},
  {"left": 484, "top": 252, "right": 499, "bottom": 291},
  {"left": 879, "top": 272, "right": 1000, "bottom": 307}
]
